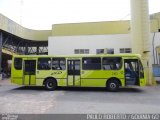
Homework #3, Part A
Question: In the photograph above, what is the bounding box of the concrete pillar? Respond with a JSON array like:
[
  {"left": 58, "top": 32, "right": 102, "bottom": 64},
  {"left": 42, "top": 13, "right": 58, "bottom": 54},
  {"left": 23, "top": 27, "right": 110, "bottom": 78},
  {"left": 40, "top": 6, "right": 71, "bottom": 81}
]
[
  {"left": 37, "top": 46, "right": 39, "bottom": 55},
  {"left": 0, "top": 32, "right": 2, "bottom": 80},
  {"left": 130, "top": 0, "right": 153, "bottom": 85}
]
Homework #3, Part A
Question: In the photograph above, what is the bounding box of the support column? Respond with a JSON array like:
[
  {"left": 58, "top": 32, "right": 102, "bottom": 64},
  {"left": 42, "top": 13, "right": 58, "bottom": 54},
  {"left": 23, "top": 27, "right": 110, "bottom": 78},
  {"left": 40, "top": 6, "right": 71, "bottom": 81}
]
[
  {"left": 0, "top": 32, "right": 2, "bottom": 80},
  {"left": 36, "top": 46, "right": 39, "bottom": 55},
  {"left": 25, "top": 44, "right": 28, "bottom": 55},
  {"left": 130, "top": 0, "right": 153, "bottom": 85}
]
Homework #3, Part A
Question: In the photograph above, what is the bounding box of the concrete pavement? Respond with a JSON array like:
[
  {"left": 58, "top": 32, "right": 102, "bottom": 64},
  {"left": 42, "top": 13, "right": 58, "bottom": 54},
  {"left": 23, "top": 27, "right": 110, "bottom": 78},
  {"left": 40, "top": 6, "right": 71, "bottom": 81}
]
[{"left": 0, "top": 79, "right": 160, "bottom": 114}]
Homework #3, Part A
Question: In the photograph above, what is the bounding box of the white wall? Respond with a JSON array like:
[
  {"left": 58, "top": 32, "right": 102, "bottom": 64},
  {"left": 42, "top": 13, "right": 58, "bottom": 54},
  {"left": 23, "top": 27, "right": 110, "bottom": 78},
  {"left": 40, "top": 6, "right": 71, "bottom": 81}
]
[
  {"left": 48, "top": 34, "right": 131, "bottom": 55},
  {"left": 48, "top": 33, "right": 160, "bottom": 64}
]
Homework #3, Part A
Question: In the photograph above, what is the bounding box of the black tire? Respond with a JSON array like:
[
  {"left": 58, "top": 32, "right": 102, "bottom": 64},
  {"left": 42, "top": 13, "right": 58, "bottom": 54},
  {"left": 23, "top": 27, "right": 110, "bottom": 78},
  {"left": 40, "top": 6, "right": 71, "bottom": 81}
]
[
  {"left": 44, "top": 78, "right": 57, "bottom": 91},
  {"left": 107, "top": 79, "right": 119, "bottom": 92}
]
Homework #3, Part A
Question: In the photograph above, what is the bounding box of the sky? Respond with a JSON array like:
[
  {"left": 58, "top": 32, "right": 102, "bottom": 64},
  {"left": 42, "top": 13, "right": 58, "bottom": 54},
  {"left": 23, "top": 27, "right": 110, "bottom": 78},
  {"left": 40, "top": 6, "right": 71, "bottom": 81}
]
[{"left": 0, "top": 0, "right": 160, "bottom": 30}]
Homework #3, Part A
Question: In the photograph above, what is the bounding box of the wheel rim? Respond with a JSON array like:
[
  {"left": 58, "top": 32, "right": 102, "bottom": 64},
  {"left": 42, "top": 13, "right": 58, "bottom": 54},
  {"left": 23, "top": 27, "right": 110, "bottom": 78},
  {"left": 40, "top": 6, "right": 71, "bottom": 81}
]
[
  {"left": 47, "top": 82, "right": 54, "bottom": 89},
  {"left": 110, "top": 83, "right": 116, "bottom": 89}
]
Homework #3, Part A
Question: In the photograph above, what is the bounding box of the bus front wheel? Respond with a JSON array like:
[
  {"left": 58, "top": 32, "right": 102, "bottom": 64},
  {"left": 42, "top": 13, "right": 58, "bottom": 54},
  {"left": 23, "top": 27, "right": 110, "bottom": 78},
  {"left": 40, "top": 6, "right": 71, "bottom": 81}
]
[
  {"left": 107, "top": 79, "right": 119, "bottom": 92},
  {"left": 44, "top": 78, "right": 57, "bottom": 91}
]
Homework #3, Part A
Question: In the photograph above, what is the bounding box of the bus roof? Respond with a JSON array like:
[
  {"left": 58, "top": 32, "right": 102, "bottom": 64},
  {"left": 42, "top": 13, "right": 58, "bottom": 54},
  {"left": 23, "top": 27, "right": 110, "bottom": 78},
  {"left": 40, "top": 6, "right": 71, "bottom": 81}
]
[{"left": 13, "top": 54, "right": 141, "bottom": 58}]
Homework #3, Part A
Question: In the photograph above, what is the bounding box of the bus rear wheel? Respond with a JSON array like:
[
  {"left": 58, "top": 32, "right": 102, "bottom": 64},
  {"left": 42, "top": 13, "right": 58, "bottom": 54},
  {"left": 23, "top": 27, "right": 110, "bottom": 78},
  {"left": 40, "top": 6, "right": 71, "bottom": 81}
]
[
  {"left": 44, "top": 78, "right": 57, "bottom": 91},
  {"left": 107, "top": 79, "right": 119, "bottom": 92}
]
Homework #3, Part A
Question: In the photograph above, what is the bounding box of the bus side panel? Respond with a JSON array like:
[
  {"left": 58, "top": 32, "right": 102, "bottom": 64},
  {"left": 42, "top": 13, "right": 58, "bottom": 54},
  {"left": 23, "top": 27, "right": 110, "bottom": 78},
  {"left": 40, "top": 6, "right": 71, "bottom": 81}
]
[
  {"left": 36, "top": 70, "right": 67, "bottom": 86},
  {"left": 52, "top": 71, "right": 67, "bottom": 86},
  {"left": 100, "top": 70, "right": 125, "bottom": 87},
  {"left": 36, "top": 70, "right": 51, "bottom": 86},
  {"left": 35, "top": 79, "right": 44, "bottom": 86},
  {"left": 140, "top": 78, "right": 146, "bottom": 86},
  {"left": 24, "top": 75, "right": 29, "bottom": 85},
  {"left": 140, "top": 70, "right": 147, "bottom": 86},
  {"left": 57, "top": 78, "right": 67, "bottom": 86},
  {"left": 81, "top": 70, "right": 125, "bottom": 87},
  {"left": 30, "top": 75, "right": 36, "bottom": 85},
  {"left": 81, "top": 70, "right": 106, "bottom": 87},
  {"left": 11, "top": 59, "right": 23, "bottom": 85},
  {"left": 81, "top": 79, "right": 106, "bottom": 87}
]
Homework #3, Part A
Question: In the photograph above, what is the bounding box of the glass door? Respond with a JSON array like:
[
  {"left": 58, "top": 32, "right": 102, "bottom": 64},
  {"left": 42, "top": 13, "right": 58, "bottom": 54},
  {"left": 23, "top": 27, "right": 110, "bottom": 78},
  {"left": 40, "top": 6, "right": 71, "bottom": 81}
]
[
  {"left": 23, "top": 60, "right": 36, "bottom": 85},
  {"left": 67, "top": 60, "right": 81, "bottom": 86}
]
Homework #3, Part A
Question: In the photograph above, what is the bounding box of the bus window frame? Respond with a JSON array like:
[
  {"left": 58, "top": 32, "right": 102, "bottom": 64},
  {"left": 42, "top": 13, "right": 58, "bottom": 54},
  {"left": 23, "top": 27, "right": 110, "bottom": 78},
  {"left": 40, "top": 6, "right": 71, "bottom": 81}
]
[
  {"left": 37, "top": 58, "right": 51, "bottom": 70},
  {"left": 14, "top": 57, "right": 23, "bottom": 70},
  {"left": 52, "top": 57, "right": 66, "bottom": 70},
  {"left": 102, "top": 57, "right": 122, "bottom": 70},
  {"left": 82, "top": 57, "right": 101, "bottom": 70}
]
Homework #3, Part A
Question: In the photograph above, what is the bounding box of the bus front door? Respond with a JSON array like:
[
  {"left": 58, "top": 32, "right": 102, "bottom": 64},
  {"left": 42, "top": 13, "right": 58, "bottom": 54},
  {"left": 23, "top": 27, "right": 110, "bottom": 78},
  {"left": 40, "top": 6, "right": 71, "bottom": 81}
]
[
  {"left": 23, "top": 60, "right": 36, "bottom": 85},
  {"left": 67, "top": 60, "right": 81, "bottom": 86},
  {"left": 124, "top": 59, "right": 139, "bottom": 85}
]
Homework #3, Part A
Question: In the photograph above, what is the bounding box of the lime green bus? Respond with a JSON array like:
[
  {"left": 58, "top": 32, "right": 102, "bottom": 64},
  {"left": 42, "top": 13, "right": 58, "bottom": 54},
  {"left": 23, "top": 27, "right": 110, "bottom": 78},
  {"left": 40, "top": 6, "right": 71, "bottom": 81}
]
[{"left": 11, "top": 54, "right": 146, "bottom": 91}]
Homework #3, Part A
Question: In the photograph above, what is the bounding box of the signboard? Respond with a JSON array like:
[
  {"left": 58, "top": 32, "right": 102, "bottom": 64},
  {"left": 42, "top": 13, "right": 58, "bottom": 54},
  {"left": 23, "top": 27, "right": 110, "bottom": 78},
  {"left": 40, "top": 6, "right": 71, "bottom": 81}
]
[{"left": 152, "top": 64, "right": 160, "bottom": 77}]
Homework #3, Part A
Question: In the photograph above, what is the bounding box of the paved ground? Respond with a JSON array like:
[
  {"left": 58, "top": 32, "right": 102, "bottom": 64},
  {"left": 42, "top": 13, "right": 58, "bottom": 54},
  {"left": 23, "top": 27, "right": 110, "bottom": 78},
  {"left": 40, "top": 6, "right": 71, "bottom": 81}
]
[{"left": 0, "top": 79, "right": 160, "bottom": 114}]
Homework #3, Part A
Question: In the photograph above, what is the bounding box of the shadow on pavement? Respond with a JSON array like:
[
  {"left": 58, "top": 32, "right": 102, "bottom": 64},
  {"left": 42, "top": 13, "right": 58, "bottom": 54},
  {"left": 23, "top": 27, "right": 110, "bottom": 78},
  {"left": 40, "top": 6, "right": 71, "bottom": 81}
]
[
  {"left": 12, "top": 86, "right": 144, "bottom": 93},
  {"left": 12, "top": 86, "right": 46, "bottom": 91}
]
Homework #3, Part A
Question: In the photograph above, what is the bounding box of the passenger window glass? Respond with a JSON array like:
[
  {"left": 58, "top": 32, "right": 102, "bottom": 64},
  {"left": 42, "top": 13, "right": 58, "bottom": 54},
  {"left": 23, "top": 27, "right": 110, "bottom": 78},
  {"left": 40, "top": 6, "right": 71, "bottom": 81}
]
[
  {"left": 14, "top": 58, "right": 22, "bottom": 70},
  {"left": 52, "top": 58, "right": 66, "bottom": 70},
  {"left": 75, "top": 61, "right": 80, "bottom": 70},
  {"left": 38, "top": 58, "right": 51, "bottom": 70},
  {"left": 82, "top": 57, "right": 101, "bottom": 70},
  {"left": 102, "top": 57, "right": 122, "bottom": 70}
]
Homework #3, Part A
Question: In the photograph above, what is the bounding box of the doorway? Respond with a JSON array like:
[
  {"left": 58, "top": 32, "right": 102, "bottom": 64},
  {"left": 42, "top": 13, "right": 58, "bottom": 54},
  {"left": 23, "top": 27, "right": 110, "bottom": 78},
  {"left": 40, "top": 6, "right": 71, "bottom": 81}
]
[
  {"left": 67, "top": 60, "right": 81, "bottom": 86},
  {"left": 23, "top": 60, "right": 36, "bottom": 85}
]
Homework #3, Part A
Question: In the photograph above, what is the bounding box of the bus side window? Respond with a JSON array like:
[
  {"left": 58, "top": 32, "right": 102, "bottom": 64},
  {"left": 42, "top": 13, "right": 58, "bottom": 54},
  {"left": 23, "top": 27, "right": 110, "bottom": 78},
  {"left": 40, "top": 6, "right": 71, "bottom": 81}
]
[
  {"left": 82, "top": 57, "right": 101, "bottom": 70},
  {"left": 38, "top": 58, "right": 51, "bottom": 70},
  {"left": 14, "top": 58, "right": 22, "bottom": 70},
  {"left": 52, "top": 58, "right": 66, "bottom": 70},
  {"left": 102, "top": 57, "right": 122, "bottom": 70}
]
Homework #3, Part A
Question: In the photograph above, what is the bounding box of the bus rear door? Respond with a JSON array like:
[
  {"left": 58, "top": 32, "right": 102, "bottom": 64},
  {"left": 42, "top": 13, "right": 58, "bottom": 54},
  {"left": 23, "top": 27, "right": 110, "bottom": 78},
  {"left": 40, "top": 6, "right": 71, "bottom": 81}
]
[
  {"left": 67, "top": 59, "right": 81, "bottom": 86},
  {"left": 23, "top": 59, "right": 36, "bottom": 85}
]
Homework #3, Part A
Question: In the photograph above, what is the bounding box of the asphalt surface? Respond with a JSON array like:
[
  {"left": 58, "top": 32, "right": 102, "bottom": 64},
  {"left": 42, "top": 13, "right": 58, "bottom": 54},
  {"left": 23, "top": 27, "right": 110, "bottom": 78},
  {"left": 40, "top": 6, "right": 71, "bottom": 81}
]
[{"left": 0, "top": 79, "right": 160, "bottom": 114}]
